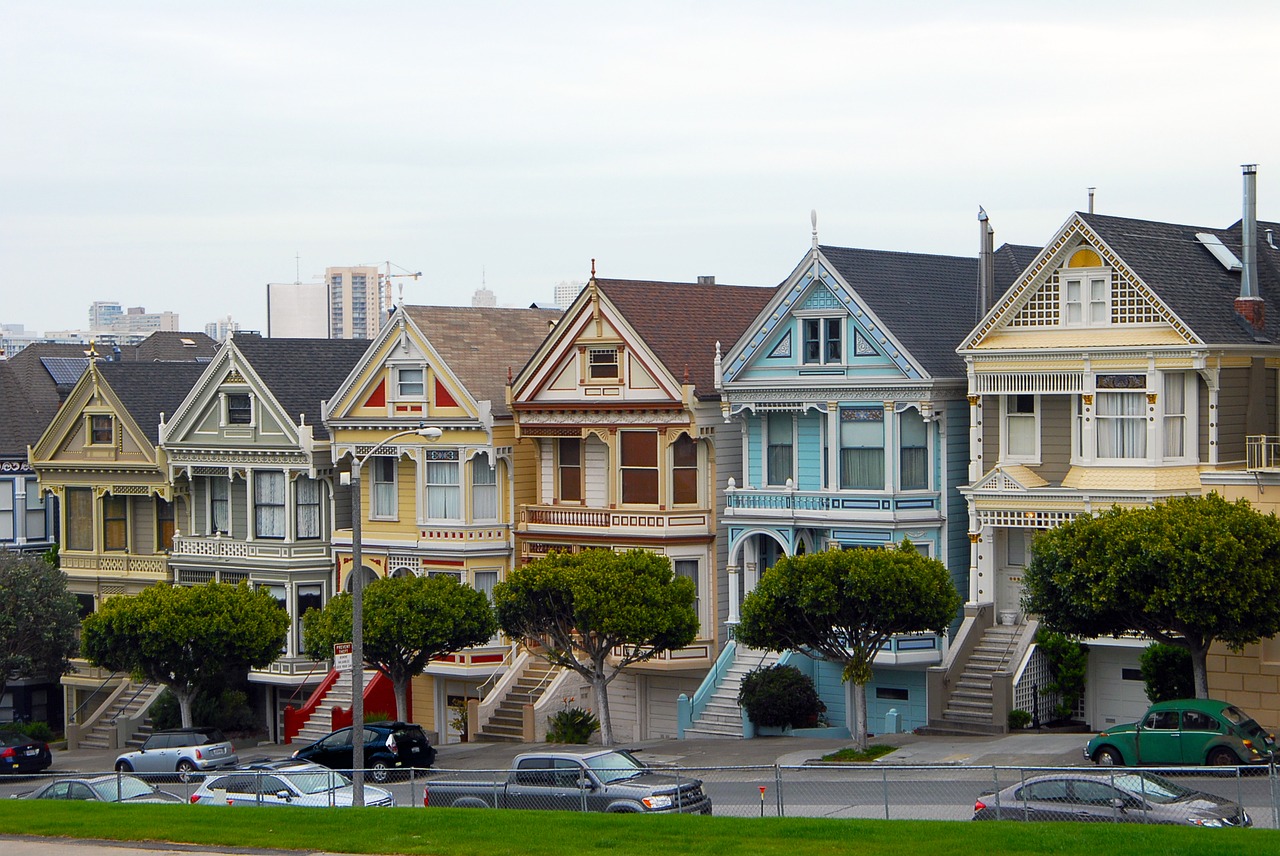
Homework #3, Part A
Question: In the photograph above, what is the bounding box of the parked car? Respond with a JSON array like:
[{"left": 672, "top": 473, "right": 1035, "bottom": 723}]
[
  {"left": 973, "top": 771, "right": 1251, "bottom": 827},
  {"left": 1085, "top": 698, "right": 1277, "bottom": 767},
  {"left": 114, "top": 727, "right": 239, "bottom": 781},
  {"left": 19, "top": 774, "right": 182, "bottom": 803},
  {"left": 422, "top": 749, "right": 713, "bottom": 814},
  {"left": 0, "top": 729, "right": 52, "bottom": 774},
  {"left": 290, "top": 722, "right": 436, "bottom": 783},
  {"left": 190, "top": 760, "right": 395, "bottom": 807}
]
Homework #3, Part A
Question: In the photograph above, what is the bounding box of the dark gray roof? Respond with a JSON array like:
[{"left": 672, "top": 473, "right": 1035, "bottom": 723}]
[
  {"left": 126, "top": 331, "right": 219, "bottom": 362},
  {"left": 595, "top": 279, "right": 774, "bottom": 400},
  {"left": 1079, "top": 212, "right": 1280, "bottom": 344},
  {"left": 402, "top": 305, "right": 563, "bottom": 418},
  {"left": 818, "top": 245, "right": 1022, "bottom": 377},
  {"left": 230, "top": 336, "right": 370, "bottom": 440},
  {"left": 96, "top": 362, "right": 209, "bottom": 446},
  {"left": 0, "top": 343, "right": 98, "bottom": 457}
]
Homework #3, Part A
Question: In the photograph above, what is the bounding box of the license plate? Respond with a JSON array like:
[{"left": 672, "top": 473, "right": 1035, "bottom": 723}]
[
  {"left": 24, "top": 749, "right": 39, "bottom": 756},
  {"left": 410, "top": 747, "right": 420, "bottom": 753},
  {"left": 210, "top": 747, "right": 226, "bottom": 757}
]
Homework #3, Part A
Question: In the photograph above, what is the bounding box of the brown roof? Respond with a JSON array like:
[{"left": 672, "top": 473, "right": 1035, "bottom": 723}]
[
  {"left": 594, "top": 279, "right": 773, "bottom": 400},
  {"left": 400, "top": 305, "right": 562, "bottom": 418}
]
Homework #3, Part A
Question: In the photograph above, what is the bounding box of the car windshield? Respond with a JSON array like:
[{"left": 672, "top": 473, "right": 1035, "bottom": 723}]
[
  {"left": 1219, "top": 706, "right": 1272, "bottom": 741},
  {"left": 1112, "top": 772, "right": 1196, "bottom": 804},
  {"left": 584, "top": 751, "right": 647, "bottom": 783},
  {"left": 285, "top": 770, "right": 349, "bottom": 794},
  {"left": 91, "top": 777, "right": 156, "bottom": 801}
]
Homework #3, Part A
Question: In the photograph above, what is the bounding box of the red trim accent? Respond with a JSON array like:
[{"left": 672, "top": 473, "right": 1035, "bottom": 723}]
[
  {"left": 435, "top": 379, "right": 459, "bottom": 407},
  {"left": 364, "top": 379, "right": 386, "bottom": 408}
]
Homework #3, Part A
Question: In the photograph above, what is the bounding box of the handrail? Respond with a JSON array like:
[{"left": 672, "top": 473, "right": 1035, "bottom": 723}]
[
  {"left": 110, "top": 681, "right": 154, "bottom": 723},
  {"left": 474, "top": 644, "right": 518, "bottom": 701},
  {"left": 70, "top": 671, "right": 121, "bottom": 724},
  {"left": 283, "top": 669, "right": 341, "bottom": 744},
  {"left": 688, "top": 640, "right": 736, "bottom": 724},
  {"left": 287, "top": 659, "right": 330, "bottom": 704}
]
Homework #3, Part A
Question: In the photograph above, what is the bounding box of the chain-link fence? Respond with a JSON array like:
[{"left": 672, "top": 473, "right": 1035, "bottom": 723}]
[{"left": 5, "top": 762, "right": 1277, "bottom": 827}]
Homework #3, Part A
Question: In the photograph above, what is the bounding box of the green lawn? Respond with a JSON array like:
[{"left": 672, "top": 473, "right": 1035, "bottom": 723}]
[{"left": 0, "top": 802, "right": 1270, "bottom": 856}]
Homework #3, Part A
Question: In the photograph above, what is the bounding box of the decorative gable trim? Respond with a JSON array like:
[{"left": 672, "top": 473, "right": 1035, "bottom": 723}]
[
  {"left": 364, "top": 378, "right": 386, "bottom": 408},
  {"left": 963, "top": 216, "right": 1201, "bottom": 349},
  {"left": 970, "top": 464, "right": 1048, "bottom": 492}
]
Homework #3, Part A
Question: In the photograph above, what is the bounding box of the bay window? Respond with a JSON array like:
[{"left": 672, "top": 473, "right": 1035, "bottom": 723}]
[
  {"left": 296, "top": 476, "right": 321, "bottom": 539},
  {"left": 557, "top": 438, "right": 582, "bottom": 503},
  {"left": 840, "top": 407, "right": 884, "bottom": 490},
  {"left": 210, "top": 477, "right": 230, "bottom": 534},
  {"left": 899, "top": 410, "right": 929, "bottom": 490},
  {"left": 672, "top": 434, "right": 698, "bottom": 505},
  {"left": 371, "top": 456, "right": 397, "bottom": 519},
  {"left": 254, "top": 471, "right": 286, "bottom": 538},
  {"left": 426, "top": 454, "right": 461, "bottom": 520},
  {"left": 766, "top": 414, "right": 793, "bottom": 486},
  {"left": 0, "top": 482, "right": 13, "bottom": 541},
  {"left": 1163, "top": 373, "right": 1187, "bottom": 459},
  {"left": 620, "top": 430, "right": 658, "bottom": 504},
  {"left": 66, "top": 488, "right": 93, "bottom": 551},
  {"left": 472, "top": 454, "right": 497, "bottom": 521},
  {"left": 156, "top": 498, "right": 175, "bottom": 551},
  {"left": 1097, "top": 392, "right": 1146, "bottom": 458},
  {"left": 1004, "top": 395, "right": 1038, "bottom": 461},
  {"left": 103, "top": 495, "right": 127, "bottom": 551},
  {"left": 25, "top": 479, "right": 46, "bottom": 541}
]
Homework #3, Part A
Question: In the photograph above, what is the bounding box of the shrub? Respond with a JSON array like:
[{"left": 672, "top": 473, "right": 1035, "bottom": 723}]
[
  {"left": 1140, "top": 643, "right": 1194, "bottom": 703},
  {"left": 546, "top": 707, "right": 599, "bottom": 744},
  {"left": 1007, "top": 709, "right": 1032, "bottom": 730},
  {"left": 737, "top": 665, "right": 824, "bottom": 729},
  {"left": 365, "top": 710, "right": 391, "bottom": 723},
  {"left": 150, "top": 688, "right": 257, "bottom": 735},
  {"left": 1035, "top": 629, "right": 1088, "bottom": 721}
]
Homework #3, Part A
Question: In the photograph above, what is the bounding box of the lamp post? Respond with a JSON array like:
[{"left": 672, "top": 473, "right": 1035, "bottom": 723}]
[{"left": 344, "top": 425, "right": 441, "bottom": 806}]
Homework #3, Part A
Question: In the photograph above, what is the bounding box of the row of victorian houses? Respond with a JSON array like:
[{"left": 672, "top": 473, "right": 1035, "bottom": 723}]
[{"left": 5, "top": 166, "right": 1280, "bottom": 746}]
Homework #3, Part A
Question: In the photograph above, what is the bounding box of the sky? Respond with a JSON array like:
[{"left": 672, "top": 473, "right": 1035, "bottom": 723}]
[{"left": 3, "top": 1, "right": 1279, "bottom": 335}]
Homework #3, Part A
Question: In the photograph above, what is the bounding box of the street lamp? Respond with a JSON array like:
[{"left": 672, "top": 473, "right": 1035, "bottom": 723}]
[{"left": 342, "top": 424, "right": 442, "bottom": 805}]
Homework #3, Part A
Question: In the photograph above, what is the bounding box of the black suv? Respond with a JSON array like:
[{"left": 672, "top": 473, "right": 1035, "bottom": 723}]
[{"left": 290, "top": 722, "right": 436, "bottom": 782}]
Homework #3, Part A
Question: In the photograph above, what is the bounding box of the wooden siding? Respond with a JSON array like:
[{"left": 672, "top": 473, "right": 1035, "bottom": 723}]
[
  {"left": 796, "top": 412, "right": 822, "bottom": 491},
  {"left": 981, "top": 397, "right": 998, "bottom": 473},
  {"left": 585, "top": 436, "right": 608, "bottom": 507},
  {"left": 1218, "top": 368, "right": 1250, "bottom": 464},
  {"left": 1036, "top": 395, "right": 1073, "bottom": 484}
]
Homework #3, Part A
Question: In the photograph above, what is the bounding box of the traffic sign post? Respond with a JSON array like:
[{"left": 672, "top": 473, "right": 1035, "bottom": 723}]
[{"left": 334, "top": 642, "right": 352, "bottom": 672}]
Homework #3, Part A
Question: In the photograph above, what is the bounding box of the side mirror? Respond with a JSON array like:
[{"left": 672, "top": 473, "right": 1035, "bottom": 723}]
[
  {"left": 577, "top": 775, "right": 595, "bottom": 790},
  {"left": 275, "top": 790, "right": 292, "bottom": 801},
  {"left": 1111, "top": 798, "right": 1127, "bottom": 811}
]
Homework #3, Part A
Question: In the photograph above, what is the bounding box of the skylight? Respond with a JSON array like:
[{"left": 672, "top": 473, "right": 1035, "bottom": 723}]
[{"left": 1195, "top": 232, "right": 1242, "bottom": 272}]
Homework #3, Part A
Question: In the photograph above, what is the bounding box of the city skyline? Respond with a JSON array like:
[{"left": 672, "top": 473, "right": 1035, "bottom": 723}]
[{"left": 4, "top": 2, "right": 1278, "bottom": 334}]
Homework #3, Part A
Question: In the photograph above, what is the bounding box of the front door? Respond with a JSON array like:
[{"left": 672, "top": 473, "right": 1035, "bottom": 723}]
[{"left": 1134, "top": 709, "right": 1183, "bottom": 765}]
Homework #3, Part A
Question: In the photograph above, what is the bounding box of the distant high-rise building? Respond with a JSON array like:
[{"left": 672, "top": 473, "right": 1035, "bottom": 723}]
[
  {"left": 554, "top": 280, "right": 587, "bottom": 309},
  {"left": 266, "top": 282, "right": 328, "bottom": 338},
  {"left": 89, "top": 301, "right": 123, "bottom": 329},
  {"left": 88, "top": 302, "right": 178, "bottom": 335},
  {"left": 472, "top": 286, "right": 497, "bottom": 307},
  {"left": 204, "top": 315, "right": 239, "bottom": 342},
  {"left": 326, "top": 265, "right": 382, "bottom": 339}
]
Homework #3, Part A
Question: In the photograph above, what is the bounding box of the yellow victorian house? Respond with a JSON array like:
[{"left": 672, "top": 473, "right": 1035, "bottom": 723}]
[
  {"left": 321, "top": 304, "right": 560, "bottom": 744},
  {"left": 935, "top": 166, "right": 1280, "bottom": 734},
  {"left": 30, "top": 341, "right": 215, "bottom": 749}
]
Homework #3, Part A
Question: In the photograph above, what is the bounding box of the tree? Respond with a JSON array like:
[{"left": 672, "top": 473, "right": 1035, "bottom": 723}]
[
  {"left": 80, "top": 582, "right": 288, "bottom": 727},
  {"left": 493, "top": 549, "right": 697, "bottom": 746},
  {"left": 1023, "top": 494, "right": 1280, "bottom": 699},
  {"left": 0, "top": 551, "right": 80, "bottom": 705},
  {"left": 301, "top": 573, "right": 497, "bottom": 721},
  {"left": 736, "top": 542, "right": 961, "bottom": 751}
]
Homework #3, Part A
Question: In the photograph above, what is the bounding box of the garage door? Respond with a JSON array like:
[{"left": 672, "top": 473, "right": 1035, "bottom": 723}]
[
  {"left": 643, "top": 675, "right": 698, "bottom": 740},
  {"left": 1088, "top": 646, "right": 1150, "bottom": 730}
]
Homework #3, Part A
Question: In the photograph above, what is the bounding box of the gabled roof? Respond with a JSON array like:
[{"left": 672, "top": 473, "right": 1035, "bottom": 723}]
[
  {"left": 95, "top": 362, "right": 209, "bottom": 445},
  {"left": 229, "top": 335, "right": 370, "bottom": 439},
  {"left": 127, "top": 331, "right": 219, "bottom": 362},
  {"left": 0, "top": 343, "right": 96, "bottom": 456},
  {"left": 400, "top": 305, "right": 563, "bottom": 417},
  {"left": 1078, "top": 212, "right": 1280, "bottom": 345},
  {"left": 818, "top": 245, "right": 1029, "bottom": 377},
  {"left": 593, "top": 279, "right": 773, "bottom": 400}
]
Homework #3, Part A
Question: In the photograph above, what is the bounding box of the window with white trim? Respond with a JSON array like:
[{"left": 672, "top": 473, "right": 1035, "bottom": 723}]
[
  {"left": 0, "top": 481, "right": 13, "bottom": 541},
  {"left": 226, "top": 393, "right": 253, "bottom": 425},
  {"left": 471, "top": 453, "right": 497, "bottom": 521},
  {"left": 898, "top": 410, "right": 929, "bottom": 491},
  {"left": 396, "top": 367, "right": 424, "bottom": 399},
  {"left": 587, "top": 348, "right": 619, "bottom": 380},
  {"left": 766, "top": 414, "right": 793, "bottom": 486},
  {"left": 370, "top": 456, "right": 398, "bottom": 519},
  {"left": 840, "top": 407, "right": 884, "bottom": 490},
  {"left": 209, "top": 477, "right": 230, "bottom": 534},
  {"left": 254, "top": 471, "right": 286, "bottom": 539},
  {"left": 1097, "top": 391, "right": 1146, "bottom": 459},
  {"left": 674, "top": 559, "right": 700, "bottom": 621},
  {"left": 1163, "top": 372, "right": 1188, "bottom": 460},
  {"left": 296, "top": 476, "right": 321, "bottom": 539},
  {"left": 425, "top": 451, "right": 460, "bottom": 520},
  {"left": 1003, "top": 395, "right": 1039, "bottom": 462},
  {"left": 25, "top": 478, "right": 46, "bottom": 541},
  {"left": 1063, "top": 274, "right": 1109, "bottom": 326},
  {"left": 802, "top": 317, "right": 842, "bottom": 364}
]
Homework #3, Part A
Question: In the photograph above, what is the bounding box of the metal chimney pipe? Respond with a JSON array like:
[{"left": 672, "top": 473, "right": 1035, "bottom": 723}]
[
  {"left": 977, "top": 207, "right": 995, "bottom": 319},
  {"left": 1088, "top": 187, "right": 1096, "bottom": 214},
  {"left": 1242, "top": 164, "right": 1259, "bottom": 299}
]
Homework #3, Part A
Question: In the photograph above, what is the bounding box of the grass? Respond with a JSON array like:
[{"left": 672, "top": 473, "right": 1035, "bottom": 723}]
[
  {"left": 0, "top": 802, "right": 1271, "bottom": 856},
  {"left": 820, "top": 744, "right": 898, "bottom": 762}
]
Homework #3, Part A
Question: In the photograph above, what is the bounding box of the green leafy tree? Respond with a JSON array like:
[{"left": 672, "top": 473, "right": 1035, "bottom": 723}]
[
  {"left": 737, "top": 542, "right": 961, "bottom": 751},
  {"left": 1140, "top": 642, "right": 1195, "bottom": 703},
  {"left": 1034, "top": 629, "right": 1088, "bottom": 721},
  {"left": 0, "top": 551, "right": 80, "bottom": 704},
  {"left": 80, "top": 582, "right": 288, "bottom": 727},
  {"left": 493, "top": 549, "right": 697, "bottom": 746},
  {"left": 1024, "top": 494, "right": 1280, "bottom": 699},
  {"left": 302, "top": 573, "right": 497, "bottom": 721}
]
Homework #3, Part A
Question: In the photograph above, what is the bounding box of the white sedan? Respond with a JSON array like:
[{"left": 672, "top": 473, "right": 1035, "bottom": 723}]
[{"left": 189, "top": 761, "right": 395, "bottom": 807}]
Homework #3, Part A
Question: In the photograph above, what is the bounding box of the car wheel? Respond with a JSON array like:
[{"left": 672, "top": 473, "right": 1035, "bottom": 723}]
[
  {"left": 176, "top": 760, "right": 199, "bottom": 782},
  {"left": 1207, "top": 747, "right": 1240, "bottom": 767},
  {"left": 115, "top": 760, "right": 133, "bottom": 773},
  {"left": 1093, "top": 746, "right": 1123, "bottom": 766},
  {"left": 370, "top": 761, "right": 390, "bottom": 784}
]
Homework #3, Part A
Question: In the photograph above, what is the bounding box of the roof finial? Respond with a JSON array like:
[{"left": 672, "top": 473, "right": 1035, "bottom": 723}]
[
  {"left": 591, "top": 258, "right": 596, "bottom": 278},
  {"left": 507, "top": 365, "right": 513, "bottom": 385},
  {"left": 810, "top": 209, "right": 819, "bottom": 249}
]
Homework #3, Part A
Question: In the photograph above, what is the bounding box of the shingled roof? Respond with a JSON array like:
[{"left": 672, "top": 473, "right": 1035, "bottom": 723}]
[
  {"left": 95, "top": 362, "right": 209, "bottom": 446},
  {"left": 0, "top": 344, "right": 99, "bottom": 457},
  {"left": 229, "top": 335, "right": 370, "bottom": 440},
  {"left": 594, "top": 278, "right": 774, "bottom": 400},
  {"left": 819, "top": 245, "right": 1029, "bottom": 378},
  {"left": 400, "top": 305, "right": 563, "bottom": 418},
  {"left": 1079, "top": 212, "right": 1280, "bottom": 345}
]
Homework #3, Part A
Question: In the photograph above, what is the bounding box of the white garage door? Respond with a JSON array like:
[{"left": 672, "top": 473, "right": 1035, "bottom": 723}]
[
  {"left": 643, "top": 675, "right": 697, "bottom": 740},
  {"left": 1088, "top": 646, "right": 1150, "bottom": 730}
]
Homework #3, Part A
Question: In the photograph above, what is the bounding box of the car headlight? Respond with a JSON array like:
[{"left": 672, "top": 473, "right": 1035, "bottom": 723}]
[
  {"left": 1188, "top": 817, "right": 1226, "bottom": 828},
  {"left": 642, "top": 794, "right": 673, "bottom": 810}
]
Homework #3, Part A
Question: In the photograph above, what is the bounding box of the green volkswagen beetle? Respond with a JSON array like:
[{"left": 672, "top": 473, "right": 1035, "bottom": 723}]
[{"left": 1085, "top": 699, "right": 1277, "bottom": 767}]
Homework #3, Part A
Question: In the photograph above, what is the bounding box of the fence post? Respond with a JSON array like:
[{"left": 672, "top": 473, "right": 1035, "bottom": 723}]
[
  {"left": 882, "top": 767, "right": 890, "bottom": 820},
  {"left": 1270, "top": 760, "right": 1278, "bottom": 829},
  {"left": 775, "top": 765, "right": 783, "bottom": 817},
  {"left": 992, "top": 767, "right": 1001, "bottom": 821}
]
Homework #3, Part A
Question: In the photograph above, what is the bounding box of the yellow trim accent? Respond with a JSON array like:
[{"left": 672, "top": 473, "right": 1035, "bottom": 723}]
[{"left": 1068, "top": 248, "right": 1102, "bottom": 268}]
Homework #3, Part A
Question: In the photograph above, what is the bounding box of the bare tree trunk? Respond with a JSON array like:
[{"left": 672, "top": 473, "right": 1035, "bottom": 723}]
[
  {"left": 1190, "top": 645, "right": 1210, "bottom": 699},
  {"left": 176, "top": 687, "right": 195, "bottom": 728},
  {"left": 852, "top": 682, "right": 869, "bottom": 752},
  {"left": 394, "top": 678, "right": 409, "bottom": 723},
  {"left": 591, "top": 670, "right": 613, "bottom": 746}
]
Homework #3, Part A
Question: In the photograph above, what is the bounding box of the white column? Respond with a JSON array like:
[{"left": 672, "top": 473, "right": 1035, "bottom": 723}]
[{"left": 727, "top": 564, "right": 741, "bottom": 627}]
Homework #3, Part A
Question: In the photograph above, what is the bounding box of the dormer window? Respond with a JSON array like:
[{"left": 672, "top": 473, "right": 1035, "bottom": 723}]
[
  {"left": 396, "top": 367, "right": 425, "bottom": 398},
  {"left": 227, "top": 393, "right": 253, "bottom": 425},
  {"left": 1061, "top": 248, "right": 1110, "bottom": 327},
  {"left": 802, "top": 318, "right": 842, "bottom": 364},
  {"left": 587, "top": 348, "right": 619, "bottom": 380},
  {"left": 89, "top": 415, "right": 114, "bottom": 445}
]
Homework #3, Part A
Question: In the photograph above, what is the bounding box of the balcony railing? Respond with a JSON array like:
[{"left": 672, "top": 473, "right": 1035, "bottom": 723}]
[
  {"left": 171, "top": 535, "right": 330, "bottom": 561},
  {"left": 1248, "top": 435, "right": 1280, "bottom": 472},
  {"left": 520, "top": 505, "right": 711, "bottom": 534},
  {"left": 723, "top": 484, "right": 938, "bottom": 517},
  {"left": 60, "top": 553, "right": 167, "bottom": 576}
]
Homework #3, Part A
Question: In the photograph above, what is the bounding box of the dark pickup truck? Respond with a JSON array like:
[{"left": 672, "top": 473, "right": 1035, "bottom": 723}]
[{"left": 422, "top": 749, "right": 712, "bottom": 814}]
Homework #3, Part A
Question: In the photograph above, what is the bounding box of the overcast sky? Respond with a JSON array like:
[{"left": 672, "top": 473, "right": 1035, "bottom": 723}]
[{"left": 3, "top": 1, "right": 1278, "bottom": 335}]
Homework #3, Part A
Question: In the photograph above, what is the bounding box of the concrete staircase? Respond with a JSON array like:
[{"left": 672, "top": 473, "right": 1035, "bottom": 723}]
[
  {"left": 75, "top": 682, "right": 158, "bottom": 751},
  {"left": 934, "top": 623, "right": 1028, "bottom": 734},
  {"left": 475, "top": 659, "right": 561, "bottom": 742},
  {"left": 685, "top": 647, "right": 780, "bottom": 738},
  {"left": 291, "top": 668, "right": 379, "bottom": 747}
]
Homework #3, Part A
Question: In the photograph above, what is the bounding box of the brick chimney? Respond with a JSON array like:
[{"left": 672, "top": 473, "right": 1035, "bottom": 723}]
[{"left": 1236, "top": 164, "right": 1265, "bottom": 331}]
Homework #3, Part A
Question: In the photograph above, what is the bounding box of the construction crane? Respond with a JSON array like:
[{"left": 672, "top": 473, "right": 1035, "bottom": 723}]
[{"left": 379, "top": 261, "right": 422, "bottom": 313}]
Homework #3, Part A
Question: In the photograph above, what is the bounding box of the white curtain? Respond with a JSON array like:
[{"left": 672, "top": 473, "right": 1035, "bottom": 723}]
[
  {"left": 471, "top": 456, "right": 497, "bottom": 521},
  {"left": 766, "top": 414, "right": 793, "bottom": 485},
  {"left": 1163, "top": 374, "right": 1186, "bottom": 458},
  {"left": 840, "top": 411, "right": 884, "bottom": 490},
  {"left": 371, "top": 457, "right": 397, "bottom": 518},
  {"left": 295, "top": 476, "right": 321, "bottom": 538},
  {"left": 1097, "top": 393, "right": 1146, "bottom": 458},
  {"left": 254, "top": 471, "right": 286, "bottom": 538},
  {"left": 427, "top": 461, "right": 460, "bottom": 520},
  {"left": 210, "top": 477, "right": 230, "bottom": 534}
]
